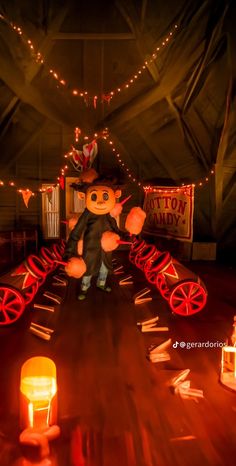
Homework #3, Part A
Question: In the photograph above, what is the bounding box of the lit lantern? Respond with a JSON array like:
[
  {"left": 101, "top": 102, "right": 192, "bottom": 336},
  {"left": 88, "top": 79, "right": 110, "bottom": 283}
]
[
  {"left": 220, "top": 346, "right": 236, "bottom": 391},
  {"left": 220, "top": 317, "right": 236, "bottom": 391},
  {"left": 20, "top": 357, "right": 58, "bottom": 430}
]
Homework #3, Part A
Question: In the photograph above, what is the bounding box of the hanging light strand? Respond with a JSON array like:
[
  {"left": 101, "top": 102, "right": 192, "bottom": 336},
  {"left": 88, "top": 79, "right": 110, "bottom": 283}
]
[
  {"left": 103, "top": 129, "right": 215, "bottom": 191},
  {"left": 0, "top": 13, "right": 178, "bottom": 106}
]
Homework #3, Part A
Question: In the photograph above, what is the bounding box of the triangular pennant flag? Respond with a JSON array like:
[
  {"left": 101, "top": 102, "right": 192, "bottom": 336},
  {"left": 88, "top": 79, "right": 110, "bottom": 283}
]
[
  {"left": 11, "top": 263, "right": 37, "bottom": 289},
  {"left": 21, "top": 190, "right": 33, "bottom": 208},
  {"left": 163, "top": 262, "right": 179, "bottom": 279}
]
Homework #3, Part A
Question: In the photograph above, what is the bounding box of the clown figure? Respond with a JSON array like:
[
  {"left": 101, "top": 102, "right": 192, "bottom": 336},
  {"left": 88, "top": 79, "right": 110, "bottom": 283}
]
[{"left": 63, "top": 180, "right": 125, "bottom": 300}]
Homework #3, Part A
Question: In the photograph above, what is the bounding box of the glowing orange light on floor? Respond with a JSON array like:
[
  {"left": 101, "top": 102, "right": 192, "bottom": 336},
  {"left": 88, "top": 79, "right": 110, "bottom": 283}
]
[
  {"left": 20, "top": 357, "right": 58, "bottom": 430},
  {"left": 220, "top": 345, "right": 236, "bottom": 391},
  {"left": 220, "top": 316, "right": 236, "bottom": 391}
]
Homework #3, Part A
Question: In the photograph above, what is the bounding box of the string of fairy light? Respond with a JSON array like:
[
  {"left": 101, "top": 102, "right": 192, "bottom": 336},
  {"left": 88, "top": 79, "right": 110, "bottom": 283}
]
[
  {"left": 0, "top": 128, "right": 106, "bottom": 197},
  {"left": 0, "top": 125, "right": 216, "bottom": 199},
  {"left": 0, "top": 13, "right": 178, "bottom": 106},
  {"left": 101, "top": 129, "right": 216, "bottom": 193},
  {"left": 0, "top": 12, "right": 214, "bottom": 196},
  {"left": 0, "top": 178, "right": 58, "bottom": 196}
]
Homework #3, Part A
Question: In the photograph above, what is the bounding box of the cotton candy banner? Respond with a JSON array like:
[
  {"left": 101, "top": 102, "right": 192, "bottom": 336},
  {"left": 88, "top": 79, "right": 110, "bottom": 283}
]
[{"left": 143, "top": 185, "right": 194, "bottom": 242}]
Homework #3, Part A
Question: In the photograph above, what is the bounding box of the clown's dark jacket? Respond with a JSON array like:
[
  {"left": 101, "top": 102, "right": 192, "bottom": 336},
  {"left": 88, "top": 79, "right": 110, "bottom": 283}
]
[{"left": 63, "top": 208, "right": 123, "bottom": 275}]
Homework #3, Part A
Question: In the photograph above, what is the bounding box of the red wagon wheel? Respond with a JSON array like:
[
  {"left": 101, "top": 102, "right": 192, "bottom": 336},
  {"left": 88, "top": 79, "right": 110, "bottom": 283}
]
[
  {"left": 169, "top": 280, "right": 207, "bottom": 316},
  {"left": 22, "top": 282, "right": 39, "bottom": 304},
  {"left": 0, "top": 285, "right": 25, "bottom": 325},
  {"left": 156, "top": 275, "right": 170, "bottom": 300}
]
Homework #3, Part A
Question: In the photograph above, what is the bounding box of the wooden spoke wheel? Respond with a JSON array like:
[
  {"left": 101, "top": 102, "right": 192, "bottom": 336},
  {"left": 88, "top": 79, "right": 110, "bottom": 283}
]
[
  {"left": 169, "top": 280, "right": 207, "bottom": 316},
  {"left": 0, "top": 285, "right": 25, "bottom": 325},
  {"left": 156, "top": 275, "right": 170, "bottom": 300},
  {"left": 22, "top": 282, "right": 39, "bottom": 304}
]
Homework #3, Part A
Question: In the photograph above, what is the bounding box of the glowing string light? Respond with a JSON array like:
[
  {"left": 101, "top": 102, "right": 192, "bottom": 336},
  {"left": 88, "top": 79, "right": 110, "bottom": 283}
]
[
  {"left": 0, "top": 14, "right": 179, "bottom": 106},
  {"left": 103, "top": 129, "right": 216, "bottom": 191}
]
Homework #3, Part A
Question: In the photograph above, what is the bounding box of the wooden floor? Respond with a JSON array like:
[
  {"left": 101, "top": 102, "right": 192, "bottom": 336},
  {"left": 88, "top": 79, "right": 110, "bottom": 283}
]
[{"left": 0, "top": 252, "right": 236, "bottom": 466}]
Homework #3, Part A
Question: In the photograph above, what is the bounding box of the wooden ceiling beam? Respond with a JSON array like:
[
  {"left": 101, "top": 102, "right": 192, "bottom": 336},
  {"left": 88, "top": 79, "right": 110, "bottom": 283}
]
[
  {"left": 140, "top": 0, "right": 148, "bottom": 31},
  {"left": 0, "top": 6, "right": 68, "bottom": 139},
  {"left": 0, "top": 96, "right": 19, "bottom": 126},
  {"left": 223, "top": 169, "right": 236, "bottom": 207},
  {"left": 116, "top": 0, "right": 159, "bottom": 83},
  {"left": 103, "top": 82, "right": 166, "bottom": 129},
  {"left": 52, "top": 32, "right": 136, "bottom": 40},
  {"left": 0, "top": 97, "right": 20, "bottom": 139},
  {"left": 102, "top": 38, "right": 203, "bottom": 129},
  {"left": 0, "top": 51, "right": 73, "bottom": 128},
  {"left": 26, "top": 5, "right": 69, "bottom": 81}
]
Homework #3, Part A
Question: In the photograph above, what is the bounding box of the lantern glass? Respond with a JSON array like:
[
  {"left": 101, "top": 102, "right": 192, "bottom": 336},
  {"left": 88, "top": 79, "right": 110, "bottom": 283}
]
[
  {"left": 20, "top": 356, "right": 57, "bottom": 429},
  {"left": 220, "top": 346, "right": 236, "bottom": 391}
]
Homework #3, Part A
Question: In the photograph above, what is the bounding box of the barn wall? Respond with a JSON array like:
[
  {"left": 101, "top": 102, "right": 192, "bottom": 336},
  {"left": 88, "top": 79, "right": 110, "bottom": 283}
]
[{"left": 0, "top": 123, "right": 72, "bottom": 239}]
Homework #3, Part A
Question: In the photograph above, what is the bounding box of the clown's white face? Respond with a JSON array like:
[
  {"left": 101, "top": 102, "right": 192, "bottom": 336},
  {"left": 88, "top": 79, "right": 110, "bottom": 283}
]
[{"left": 85, "top": 185, "right": 120, "bottom": 215}]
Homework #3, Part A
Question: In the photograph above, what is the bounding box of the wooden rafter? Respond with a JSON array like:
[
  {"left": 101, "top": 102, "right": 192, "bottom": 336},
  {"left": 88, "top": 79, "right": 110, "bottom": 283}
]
[
  {"left": 0, "top": 6, "right": 68, "bottom": 139},
  {"left": 140, "top": 0, "right": 148, "bottom": 31},
  {"left": 104, "top": 83, "right": 159, "bottom": 128},
  {"left": 0, "top": 96, "right": 18, "bottom": 126},
  {"left": 24, "top": 5, "right": 69, "bottom": 82},
  {"left": 115, "top": 0, "right": 160, "bottom": 83},
  {"left": 0, "top": 51, "right": 73, "bottom": 128},
  {"left": 223, "top": 170, "right": 236, "bottom": 206},
  {"left": 0, "top": 96, "right": 20, "bottom": 140},
  {"left": 52, "top": 32, "right": 135, "bottom": 40}
]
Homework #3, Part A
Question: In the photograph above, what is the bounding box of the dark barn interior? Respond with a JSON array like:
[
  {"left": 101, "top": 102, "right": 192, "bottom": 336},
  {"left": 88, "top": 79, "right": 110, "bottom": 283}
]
[{"left": 0, "top": 1, "right": 236, "bottom": 465}]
